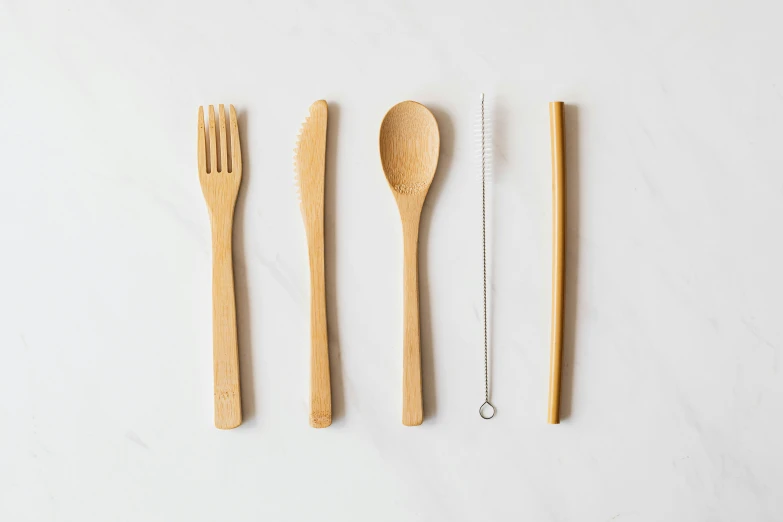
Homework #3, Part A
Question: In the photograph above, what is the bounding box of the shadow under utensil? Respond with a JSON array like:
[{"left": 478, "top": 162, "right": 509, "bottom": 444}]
[
  {"left": 418, "top": 105, "right": 455, "bottom": 421},
  {"left": 558, "top": 104, "right": 580, "bottom": 421},
  {"left": 487, "top": 94, "right": 509, "bottom": 408},
  {"left": 234, "top": 109, "right": 257, "bottom": 425},
  {"left": 325, "top": 101, "right": 345, "bottom": 424}
]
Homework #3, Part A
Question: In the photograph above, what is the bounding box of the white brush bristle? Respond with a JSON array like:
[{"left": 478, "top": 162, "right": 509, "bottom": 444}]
[{"left": 475, "top": 93, "right": 492, "bottom": 182}]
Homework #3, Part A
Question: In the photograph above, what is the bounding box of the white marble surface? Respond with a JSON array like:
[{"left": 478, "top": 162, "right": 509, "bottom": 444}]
[{"left": 2, "top": 1, "right": 782, "bottom": 520}]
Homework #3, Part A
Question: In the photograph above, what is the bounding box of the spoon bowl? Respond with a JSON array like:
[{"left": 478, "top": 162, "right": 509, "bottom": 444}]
[
  {"left": 379, "top": 101, "right": 440, "bottom": 426},
  {"left": 380, "top": 101, "right": 440, "bottom": 197}
]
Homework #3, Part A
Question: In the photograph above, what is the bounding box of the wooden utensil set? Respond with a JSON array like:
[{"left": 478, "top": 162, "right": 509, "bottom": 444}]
[{"left": 198, "top": 100, "right": 568, "bottom": 430}]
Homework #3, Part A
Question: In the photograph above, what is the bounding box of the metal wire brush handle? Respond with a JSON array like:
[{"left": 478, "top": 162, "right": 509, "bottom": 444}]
[{"left": 479, "top": 93, "right": 495, "bottom": 420}]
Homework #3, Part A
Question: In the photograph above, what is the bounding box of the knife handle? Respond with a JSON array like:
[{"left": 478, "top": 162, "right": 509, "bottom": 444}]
[{"left": 308, "top": 229, "right": 332, "bottom": 428}]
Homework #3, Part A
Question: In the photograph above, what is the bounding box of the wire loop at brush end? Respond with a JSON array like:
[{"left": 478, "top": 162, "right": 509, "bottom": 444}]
[{"left": 479, "top": 401, "right": 496, "bottom": 419}]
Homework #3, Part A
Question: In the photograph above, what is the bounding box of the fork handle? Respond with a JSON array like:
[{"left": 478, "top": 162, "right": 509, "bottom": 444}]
[
  {"left": 211, "top": 216, "right": 242, "bottom": 429},
  {"left": 308, "top": 229, "right": 332, "bottom": 428}
]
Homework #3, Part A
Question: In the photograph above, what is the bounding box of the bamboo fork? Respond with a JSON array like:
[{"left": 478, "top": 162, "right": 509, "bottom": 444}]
[
  {"left": 198, "top": 104, "right": 242, "bottom": 429},
  {"left": 548, "top": 101, "right": 565, "bottom": 424}
]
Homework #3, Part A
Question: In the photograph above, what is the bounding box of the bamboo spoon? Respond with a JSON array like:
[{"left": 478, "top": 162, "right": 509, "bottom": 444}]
[
  {"left": 548, "top": 101, "right": 565, "bottom": 424},
  {"left": 379, "top": 101, "right": 440, "bottom": 426},
  {"left": 198, "top": 104, "right": 242, "bottom": 429}
]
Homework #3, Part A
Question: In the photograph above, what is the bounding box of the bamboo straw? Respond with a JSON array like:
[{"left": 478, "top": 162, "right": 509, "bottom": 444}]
[{"left": 548, "top": 102, "right": 566, "bottom": 424}]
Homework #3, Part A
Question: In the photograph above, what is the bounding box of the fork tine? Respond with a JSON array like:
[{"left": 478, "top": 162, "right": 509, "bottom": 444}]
[
  {"left": 230, "top": 105, "right": 241, "bottom": 174},
  {"left": 218, "top": 104, "right": 228, "bottom": 174},
  {"left": 208, "top": 105, "right": 218, "bottom": 174},
  {"left": 197, "top": 106, "right": 207, "bottom": 176}
]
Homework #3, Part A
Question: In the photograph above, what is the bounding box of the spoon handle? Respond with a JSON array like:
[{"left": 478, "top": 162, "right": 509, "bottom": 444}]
[{"left": 402, "top": 217, "right": 424, "bottom": 426}]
